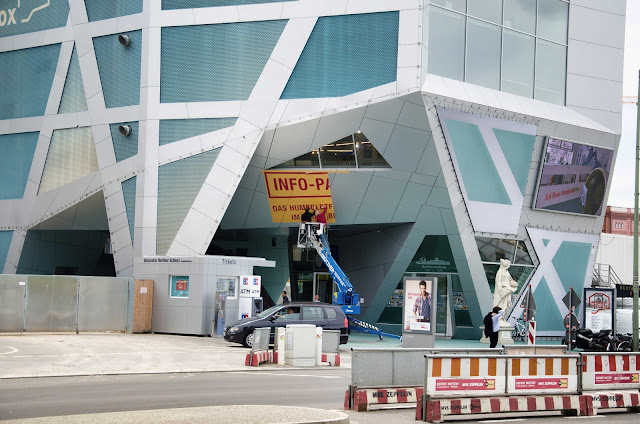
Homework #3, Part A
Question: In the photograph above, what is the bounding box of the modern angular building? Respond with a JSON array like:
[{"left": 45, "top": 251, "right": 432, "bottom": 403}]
[{"left": 0, "top": 0, "right": 625, "bottom": 338}]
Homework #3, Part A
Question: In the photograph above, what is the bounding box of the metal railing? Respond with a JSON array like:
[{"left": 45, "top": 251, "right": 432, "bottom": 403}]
[{"left": 592, "top": 263, "right": 622, "bottom": 287}]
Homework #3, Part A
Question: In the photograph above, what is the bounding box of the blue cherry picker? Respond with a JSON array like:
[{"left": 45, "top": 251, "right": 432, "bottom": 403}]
[{"left": 297, "top": 222, "right": 400, "bottom": 340}]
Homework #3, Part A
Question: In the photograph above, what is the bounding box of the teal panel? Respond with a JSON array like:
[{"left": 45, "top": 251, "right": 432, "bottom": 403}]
[
  {"left": 533, "top": 277, "right": 565, "bottom": 332},
  {"left": 543, "top": 239, "right": 550, "bottom": 247},
  {"left": 16, "top": 230, "right": 109, "bottom": 275},
  {"left": 170, "top": 275, "right": 189, "bottom": 297},
  {"left": 85, "top": 0, "right": 143, "bottom": 22},
  {"left": 281, "top": 12, "right": 399, "bottom": 99},
  {"left": 551, "top": 241, "right": 592, "bottom": 294},
  {"left": 0, "top": 132, "right": 39, "bottom": 200},
  {"left": 0, "top": 230, "right": 13, "bottom": 269},
  {"left": 0, "top": 1, "right": 68, "bottom": 38},
  {"left": 121, "top": 177, "right": 137, "bottom": 245},
  {"left": 162, "top": 0, "right": 295, "bottom": 8},
  {"left": 110, "top": 122, "right": 138, "bottom": 162},
  {"left": 493, "top": 128, "right": 536, "bottom": 196},
  {"left": 58, "top": 47, "right": 88, "bottom": 114},
  {"left": 159, "top": 118, "right": 237, "bottom": 146},
  {"left": 445, "top": 120, "right": 511, "bottom": 205},
  {"left": 161, "top": 20, "right": 287, "bottom": 102},
  {"left": 0, "top": 44, "right": 61, "bottom": 120},
  {"left": 93, "top": 31, "right": 142, "bottom": 108},
  {"left": 157, "top": 148, "right": 221, "bottom": 255}
]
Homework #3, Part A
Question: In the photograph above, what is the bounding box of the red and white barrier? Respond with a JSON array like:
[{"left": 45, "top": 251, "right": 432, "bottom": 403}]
[
  {"left": 586, "top": 391, "right": 640, "bottom": 413},
  {"left": 425, "top": 356, "right": 506, "bottom": 398},
  {"left": 245, "top": 350, "right": 273, "bottom": 367},
  {"left": 321, "top": 352, "right": 340, "bottom": 366},
  {"left": 348, "top": 387, "right": 423, "bottom": 411},
  {"left": 506, "top": 356, "right": 578, "bottom": 395},
  {"left": 528, "top": 321, "right": 536, "bottom": 345},
  {"left": 581, "top": 353, "right": 640, "bottom": 391},
  {"left": 422, "top": 394, "right": 588, "bottom": 422}
]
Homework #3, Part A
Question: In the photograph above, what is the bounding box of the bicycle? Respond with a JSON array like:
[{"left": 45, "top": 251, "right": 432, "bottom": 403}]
[{"left": 512, "top": 318, "right": 527, "bottom": 342}]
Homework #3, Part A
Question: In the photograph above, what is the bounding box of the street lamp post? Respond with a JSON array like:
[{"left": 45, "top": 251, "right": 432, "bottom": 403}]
[{"left": 634, "top": 70, "right": 640, "bottom": 352}]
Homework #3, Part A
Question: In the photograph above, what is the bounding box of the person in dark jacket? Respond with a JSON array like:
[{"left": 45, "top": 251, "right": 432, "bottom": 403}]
[
  {"left": 282, "top": 291, "right": 290, "bottom": 305},
  {"left": 484, "top": 306, "right": 503, "bottom": 348},
  {"left": 301, "top": 207, "right": 315, "bottom": 222}
]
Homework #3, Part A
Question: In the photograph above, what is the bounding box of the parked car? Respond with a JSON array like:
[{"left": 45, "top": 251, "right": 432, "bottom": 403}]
[{"left": 224, "top": 302, "right": 349, "bottom": 348}]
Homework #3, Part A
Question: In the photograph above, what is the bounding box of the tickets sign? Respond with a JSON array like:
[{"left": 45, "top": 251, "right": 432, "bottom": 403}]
[{"left": 263, "top": 171, "right": 336, "bottom": 223}]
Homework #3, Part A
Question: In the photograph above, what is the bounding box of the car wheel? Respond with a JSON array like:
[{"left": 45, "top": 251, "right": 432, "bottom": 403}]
[{"left": 243, "top": 331, "right": 254, "bottom": 348}]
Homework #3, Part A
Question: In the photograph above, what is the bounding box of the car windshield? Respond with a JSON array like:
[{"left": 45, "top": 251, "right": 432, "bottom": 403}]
[{"left": 255, "top": 305, "right": 281, "bottom": 319}]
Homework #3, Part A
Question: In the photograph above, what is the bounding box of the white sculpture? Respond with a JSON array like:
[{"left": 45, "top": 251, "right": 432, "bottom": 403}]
[{"left": 493, "top": 259, "right": 518, "bottom": 324}]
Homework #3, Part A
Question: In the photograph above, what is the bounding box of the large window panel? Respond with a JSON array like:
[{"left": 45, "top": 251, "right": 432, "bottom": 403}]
[
  {"left": 502, "top": 29, "right": 535, "bottom": 97},
  {"left": 504, "top": 0, "right": 537, "bottom": 35},
  {"left": 319, "top": 136, "right": 356, "bottom": 168},
  {"left": 466, "top": 18, "right": 501, "bottom": 90},
  {"left": 535, "top": 39, "right": 566, "bottom": 105},
  {"left": 537, "top": 0, "right": 569, "bottom": 44},
  {"left": 428, "top": 7, "right": 466, "bottom": 81},
  {"left": 467, "top": 0, "right": 502, "bottom": 24},
  {"left": 432, "top": 0, "right": 467, "bottom": 13}
]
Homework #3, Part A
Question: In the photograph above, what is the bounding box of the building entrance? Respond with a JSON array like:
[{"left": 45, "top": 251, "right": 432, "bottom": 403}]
[{"left": 313, "top": 272, "right": 334, "bottom": 303}]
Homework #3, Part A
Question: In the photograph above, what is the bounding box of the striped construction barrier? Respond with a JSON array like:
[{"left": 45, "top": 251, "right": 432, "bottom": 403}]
[
  {"left": 420, "top": 394, "right": 589, "bottom": 422},
  {"left": 425, "top": 355, "right": 507, "bottom": 398},
  {"left": 245, "top": 350, "right": 273, "bottom": 367},
  {"left": 581, "top": 353, "right": 640, "bottom": 391},
  {"left": 528, "top": 321, "right": 536, "bottom": 345},
  {"left": 346, "top": 387, "right": 423, "bottom": 411},
  {"left": 321, "top": 352, "right": 340, "bottom": 366},
  {"left": 506, "top": 355, "right": 578, "bottom": 395},
  {"left": 586, "top": 391, "right": 640, "bottom": 414}
]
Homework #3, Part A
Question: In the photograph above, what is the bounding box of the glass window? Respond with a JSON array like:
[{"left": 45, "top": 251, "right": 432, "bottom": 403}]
[
  {"left": 216, "top": 277, "right": 237, "bottom": 298},
  {"left": 275, "top": 150, "right": 320, "bottom": 168},
  {"left": 354, "top": 132, "right": 390, "bottom": 168},
  {"left": 534, "top": 39, "right": 566, "bottom": 105},
  {"left": 514, "top": 241, "right": 533, "bottom": 265},
  {"left": 451, "top": 275, "right": 473, "bottom": 326},
  {"left": 504, "top": 0, "right": 537, "bottom": 35},
  {"left": 428, "top": 6, "right": 466, "bottom": 81},
  {"left": 502, "top": 29, "right": 535, "bottom": 97},
  {"left": 275, "top": 306, "right": 301, "bottom": 321},
  {"left": 466, "top": 18, "right": 501, "bottom": 90},
  {"left": 432, "top": 0, "right": 467, "bottom": 13},
  {"left": 325, "top": 308, "right": 337, "bottom": 319},
  {"left": 319, "top": 135, "right": 356, "bottom": 168},
  {"left": 475, "top": 237, "right": 516, "bottom": 263},
  {"left": 303, "top": 306, "right": 325, "bottom": 320},
  {"left": 537, "top": 0, "right": 569, "bottom": 44},
  {"left": 467, "top": 0, "right": 502, "bottom": 24}
]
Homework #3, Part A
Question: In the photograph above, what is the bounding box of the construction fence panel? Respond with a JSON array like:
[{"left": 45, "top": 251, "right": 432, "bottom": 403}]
[
  {"left": 581, "top": 353, "right": 640, "bottom": 391},
  {"left": 424, "top": 355, "right": 507, "bottom": 398},
  {"left": 0, "top": 275, "right": 26, "bottom": 332},
  {"left": 25, "top": 276, "right": 78, "bottom": 332},
  {"left": 351, "top": 348, "right": 498, "bottom": 389},
  {"left": 506, "top": 355, "right": 579, "bottom": 395},
  {"left": 252, "top": 327, "right": 270, "bottom": 353},
  {"left": 77, "top": 277, "right": 130, "bottom": 332}
]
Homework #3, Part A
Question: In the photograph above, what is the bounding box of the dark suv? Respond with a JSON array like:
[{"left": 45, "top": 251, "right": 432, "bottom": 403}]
[{"left": 223, "top": 302, "right": 349, "bottom": 348}]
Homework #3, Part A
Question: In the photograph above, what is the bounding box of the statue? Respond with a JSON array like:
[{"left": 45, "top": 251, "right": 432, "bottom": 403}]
[{"left": 493, "top": 259, "right": 518, "bottom": 324}]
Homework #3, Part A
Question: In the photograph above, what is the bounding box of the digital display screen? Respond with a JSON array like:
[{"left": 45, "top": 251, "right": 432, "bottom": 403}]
[{"left": 534, "top": 138, "right": 613, "bottom": 215}]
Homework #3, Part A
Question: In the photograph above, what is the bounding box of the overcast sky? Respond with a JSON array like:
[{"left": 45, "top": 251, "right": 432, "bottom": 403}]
[{"left": 607, "top": 1, "right": 639, "bottom": 208}]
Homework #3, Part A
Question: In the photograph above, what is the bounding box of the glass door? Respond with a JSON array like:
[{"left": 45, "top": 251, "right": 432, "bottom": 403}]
[{"left": 313, "top": 272, "right": 333, "bottom": 303}]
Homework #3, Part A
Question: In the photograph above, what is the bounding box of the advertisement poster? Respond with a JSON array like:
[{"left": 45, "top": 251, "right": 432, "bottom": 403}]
[
  {"left": 535, "top": 137, "right": 613, "bottom": 215},
  {"left": 452, "top": 292, "right": 468, "bottom": 310},
  {"left": 583, "top": 288, "right": 614, "bottom": 332},
  {"left": 170, "top": 275, "right": 189, "bottom": 298},
  {"left": 263, "top": 171, "right": 336, "bottom": 223},
  {"left": 404, "top": 277, "right": 434, "bottom": 332}
]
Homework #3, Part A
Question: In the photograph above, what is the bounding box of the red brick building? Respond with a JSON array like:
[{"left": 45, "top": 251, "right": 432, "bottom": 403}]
[{"left": 602, "top": 206, "right": 635, "bottom": 236}]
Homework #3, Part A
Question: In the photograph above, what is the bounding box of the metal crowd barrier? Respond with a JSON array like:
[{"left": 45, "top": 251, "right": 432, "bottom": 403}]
[
  {"left": 322, "top": 330, "right": 340, "bottom": 354},
  {"left": 351, "top": 348, "right": 498, "bottom": 389},
  {"left": 251, "top": 327, "right": 270, "bottom": 353},
  {"left": 581, "top": 352, "right": 640, "bottom": 391}
]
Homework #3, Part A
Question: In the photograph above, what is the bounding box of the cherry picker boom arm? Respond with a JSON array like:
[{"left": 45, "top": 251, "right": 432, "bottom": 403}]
[{"left": 297, "top": 223, "right": 360, "bottom": 314}]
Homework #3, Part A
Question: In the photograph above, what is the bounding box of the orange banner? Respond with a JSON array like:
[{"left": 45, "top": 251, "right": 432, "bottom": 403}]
[{"left": 263, "top": 171, "right": 336, "bottom": 223}]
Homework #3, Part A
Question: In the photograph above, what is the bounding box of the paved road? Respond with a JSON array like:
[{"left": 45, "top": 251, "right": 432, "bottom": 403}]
[
  {"left": 0, "top": 369, "right": 349, "bottom": 421},
  {"left": 2, "top": 371, "right": 640, "bottom": 423}
]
